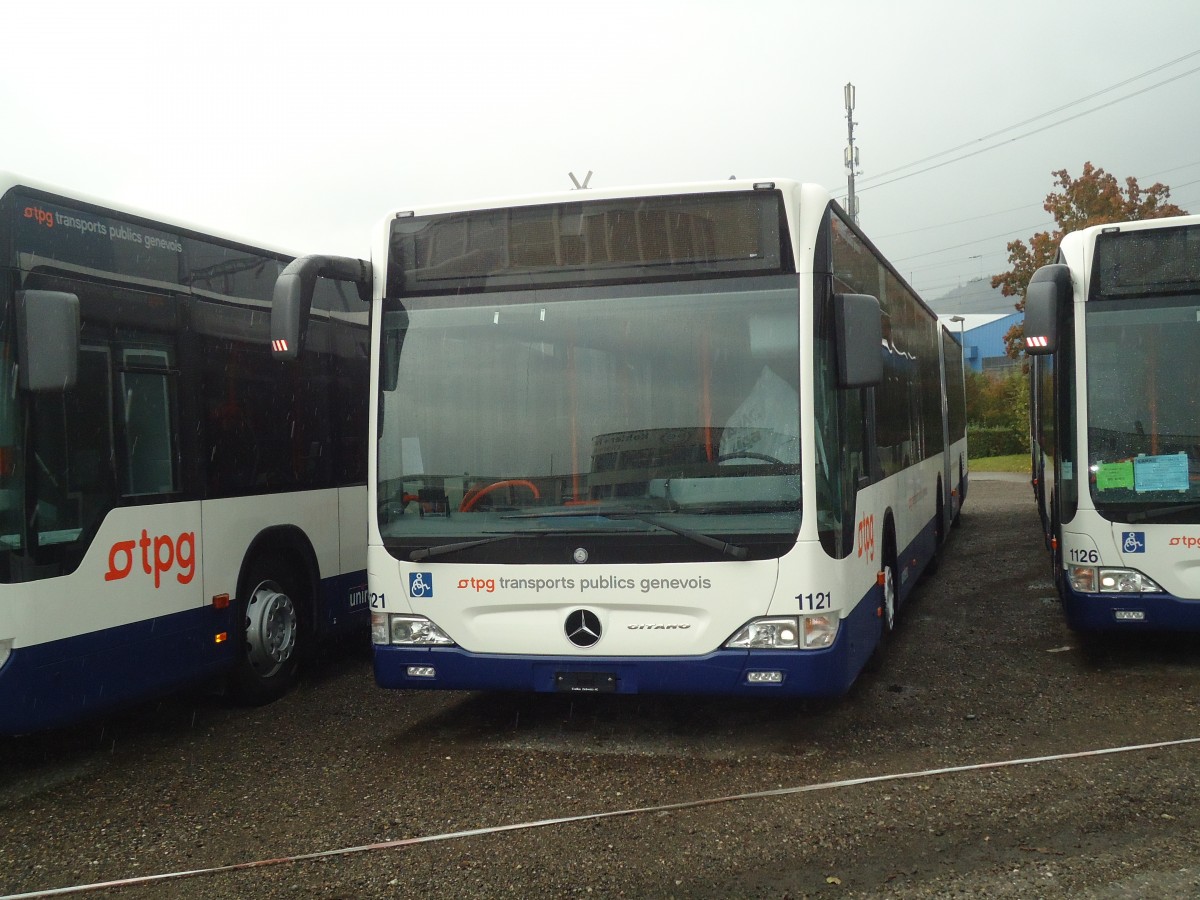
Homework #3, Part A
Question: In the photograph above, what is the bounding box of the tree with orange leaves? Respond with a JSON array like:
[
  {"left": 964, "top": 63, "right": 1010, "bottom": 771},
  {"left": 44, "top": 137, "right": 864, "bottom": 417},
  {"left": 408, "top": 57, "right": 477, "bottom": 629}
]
[{"left": 993, "top": 162, "right": 1187, "bottom": 357}]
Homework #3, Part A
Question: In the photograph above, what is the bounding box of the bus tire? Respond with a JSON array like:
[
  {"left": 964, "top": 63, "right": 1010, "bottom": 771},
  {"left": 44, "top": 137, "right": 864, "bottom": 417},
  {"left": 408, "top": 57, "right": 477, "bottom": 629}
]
[
  {"left": 866, "top": 530, "right": 898, "bottom": 672},
  {"left": 229, "top": 554, "right": 306, "bottom": 706},
  {"left": 925, "top": 488, "right": 945, "bottom": 577},
  {"left": 880, "top": 534, "right": 898, "bottom": 637},
  {"left": 1049, "top": 495, "right": 1067, "bottom": 600},
  {"left": 956, "top": 459, "right": 967, "bottom": 519}
]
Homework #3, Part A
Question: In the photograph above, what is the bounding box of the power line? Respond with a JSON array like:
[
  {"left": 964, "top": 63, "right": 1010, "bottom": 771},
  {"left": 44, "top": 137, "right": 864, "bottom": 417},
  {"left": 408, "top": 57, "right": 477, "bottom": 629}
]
[
  {"left": 875, "top": 203, "right": 1041, "bottom": 239},
  {"left": 907, "top": 177, "right": 1198, "bottom": 287},
  {"left": 877, "top": 161, "right": 1198, "bottom": 242},
  {"left": 859, "top": 50, "right": 1200, "bottom": 186},
  {"left": 891, "top": 221, "right": 1055, "bottom": 263},
  {"left": 858, "top": 63, "right": 1200, "bottom": 194},
  {"left": 1141, "top": 159, "right": 1200, "bottom": 179},
  {"left": 905, "top": 251, "right": 1010, "bottom": 276}
]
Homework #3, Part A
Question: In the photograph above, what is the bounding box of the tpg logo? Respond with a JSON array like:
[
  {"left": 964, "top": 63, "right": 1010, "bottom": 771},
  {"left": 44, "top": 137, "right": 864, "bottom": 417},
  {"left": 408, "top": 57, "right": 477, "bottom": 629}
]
[
  {"left": 23, "top": 205, "right": 54, "bottom": 229},
  {"left": 856, "top": 513, "right": 876, "bottom": 562},
  {"left": 105, "top": 530, "right": 196, "bottom": 588}
]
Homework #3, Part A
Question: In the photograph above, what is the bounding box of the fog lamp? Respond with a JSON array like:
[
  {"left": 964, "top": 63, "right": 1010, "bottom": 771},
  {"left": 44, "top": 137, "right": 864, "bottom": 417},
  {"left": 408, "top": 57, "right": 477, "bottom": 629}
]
[{"left": 747, "top": 671, "right": 784, "bottom": 684}]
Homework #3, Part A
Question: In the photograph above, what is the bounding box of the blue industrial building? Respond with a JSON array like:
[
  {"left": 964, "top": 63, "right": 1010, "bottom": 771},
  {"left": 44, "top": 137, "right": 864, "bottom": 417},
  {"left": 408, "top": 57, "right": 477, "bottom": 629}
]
[{"left": 949, "top": 313, "right": 1022, "bottom": 375}]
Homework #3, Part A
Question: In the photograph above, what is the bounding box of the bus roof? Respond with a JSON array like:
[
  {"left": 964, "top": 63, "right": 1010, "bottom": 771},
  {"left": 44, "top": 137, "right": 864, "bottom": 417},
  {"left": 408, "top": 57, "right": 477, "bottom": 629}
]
[
  {"left": 386, "top": 179, "right": 834, "bottom": 220},
  {"left": 0, "top": 169, "right": 294, "bottom": 258},
  {"left": 1059, "top": 212, "right": 1200, "bottom": 252}
]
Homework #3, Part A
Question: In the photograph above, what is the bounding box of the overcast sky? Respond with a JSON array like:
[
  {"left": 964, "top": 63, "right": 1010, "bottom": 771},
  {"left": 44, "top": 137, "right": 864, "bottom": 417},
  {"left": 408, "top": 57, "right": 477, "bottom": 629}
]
[{"left": 6, "top": 1, "right": 1199, "bottom": 304}]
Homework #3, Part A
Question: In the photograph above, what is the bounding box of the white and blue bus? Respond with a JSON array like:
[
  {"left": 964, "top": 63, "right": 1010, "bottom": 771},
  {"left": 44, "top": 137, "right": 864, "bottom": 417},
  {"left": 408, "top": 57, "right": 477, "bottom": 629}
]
[
  {"left": 274, "top": 180, "right": 966, "bottom": 697},
  {"left": 1026, "top": 213, "right": 1200, "bottom": 633},
  {"left": 0, "top": 173, "right": 369, "bottom": 734}
]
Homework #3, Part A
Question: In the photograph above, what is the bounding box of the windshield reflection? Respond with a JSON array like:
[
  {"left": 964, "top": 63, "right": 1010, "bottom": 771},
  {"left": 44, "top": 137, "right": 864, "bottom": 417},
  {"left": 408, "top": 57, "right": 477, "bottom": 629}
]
[
  {"left": 1087, "top": 297, "right": 1200, "bottom": 520},
  {"left": 377, "top": 278, "right": 803, "bottom": 542}
]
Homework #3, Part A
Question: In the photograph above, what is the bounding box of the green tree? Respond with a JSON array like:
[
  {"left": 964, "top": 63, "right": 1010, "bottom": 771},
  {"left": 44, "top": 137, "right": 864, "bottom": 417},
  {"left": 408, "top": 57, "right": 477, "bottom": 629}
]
[
  {"left": 965, "top": 368, "right": 1030, "bottom": 457},
  {"left": 992, "top": 162, "right": 1187, "bottom": 356}
]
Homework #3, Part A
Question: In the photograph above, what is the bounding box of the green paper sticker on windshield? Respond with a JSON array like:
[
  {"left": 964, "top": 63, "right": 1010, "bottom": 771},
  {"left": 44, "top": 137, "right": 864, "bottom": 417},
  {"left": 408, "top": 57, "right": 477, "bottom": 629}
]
[{"left": 1095, "top": 461, "right": 1134, "bottom": 491}]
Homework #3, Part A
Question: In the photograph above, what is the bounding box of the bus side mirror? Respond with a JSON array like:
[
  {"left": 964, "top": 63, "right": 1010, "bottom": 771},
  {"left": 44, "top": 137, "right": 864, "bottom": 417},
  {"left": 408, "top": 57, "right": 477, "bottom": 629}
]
[
  {"left": 381, "top": 323, "right": 403, "bottom": 393},
  {"left": 834, "top": 293, "right": 883, "bottom": 387},
  {"left": 272, "top": 255, "right": 371, "bottom": 359},
  {"left": 17, "top": 290, "right": 79, "bottom": 391},
  {"left": 1023, "top": 264, "right": 1071, "bottom": 355}
]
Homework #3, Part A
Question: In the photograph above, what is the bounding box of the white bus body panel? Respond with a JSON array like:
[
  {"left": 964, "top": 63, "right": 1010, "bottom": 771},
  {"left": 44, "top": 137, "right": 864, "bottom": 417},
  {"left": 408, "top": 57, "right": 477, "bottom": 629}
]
[{"left": 2, "top": 503, "right": 203, "bottom": 651}]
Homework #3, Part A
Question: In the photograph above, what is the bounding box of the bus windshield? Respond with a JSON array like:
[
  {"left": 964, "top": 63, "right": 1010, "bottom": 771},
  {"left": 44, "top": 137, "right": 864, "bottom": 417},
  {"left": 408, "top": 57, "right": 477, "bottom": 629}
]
[
  {"left": 376, "top": 275, "right": 803, "bottom": 550},
  {"left": 1086, "top": 295, "right": 1200, "bottom": 519}
]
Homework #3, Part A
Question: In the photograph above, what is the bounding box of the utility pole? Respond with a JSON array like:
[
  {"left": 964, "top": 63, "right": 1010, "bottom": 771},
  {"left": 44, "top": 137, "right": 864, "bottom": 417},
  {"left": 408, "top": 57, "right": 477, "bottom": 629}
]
[{"left": 844, "top": 83, "right": 861, "bottom": 224}]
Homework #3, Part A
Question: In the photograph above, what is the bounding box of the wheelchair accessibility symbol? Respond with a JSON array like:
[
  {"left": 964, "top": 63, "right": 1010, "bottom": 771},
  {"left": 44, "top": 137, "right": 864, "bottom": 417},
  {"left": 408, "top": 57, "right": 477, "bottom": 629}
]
[
  {"left": 409, "top": 572, "right": 434, "bottom": 597},
  {"left": 1122, "top": 532, "right": 1146, "bottom": 554}
]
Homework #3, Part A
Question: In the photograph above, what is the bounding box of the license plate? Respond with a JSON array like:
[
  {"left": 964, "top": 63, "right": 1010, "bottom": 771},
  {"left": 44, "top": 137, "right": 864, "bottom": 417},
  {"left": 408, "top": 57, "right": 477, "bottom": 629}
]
[{"left": 554, "top": 671, "right": 617, "bottom": 693}]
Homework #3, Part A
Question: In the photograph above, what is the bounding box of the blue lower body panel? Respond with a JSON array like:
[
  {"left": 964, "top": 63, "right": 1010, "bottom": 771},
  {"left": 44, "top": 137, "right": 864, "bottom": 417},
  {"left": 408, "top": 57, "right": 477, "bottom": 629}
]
[
  {"left": 375, "top": 587, "right": 884, "bottom": 698},
  {"left": 0, "top": 606, "right": 234, "bottom": 735},
  {"left": 1062, "top": 587, "right": 1200, "bottom": 633},
  {"left": 318, "top": 570, "right": 370, "bottom": 639}
]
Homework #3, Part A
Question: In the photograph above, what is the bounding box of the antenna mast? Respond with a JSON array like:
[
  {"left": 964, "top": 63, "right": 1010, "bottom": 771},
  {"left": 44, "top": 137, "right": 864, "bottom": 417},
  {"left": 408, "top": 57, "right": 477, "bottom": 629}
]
[{"left": 844, "top": 83, "right": 861, "bottom": 223}]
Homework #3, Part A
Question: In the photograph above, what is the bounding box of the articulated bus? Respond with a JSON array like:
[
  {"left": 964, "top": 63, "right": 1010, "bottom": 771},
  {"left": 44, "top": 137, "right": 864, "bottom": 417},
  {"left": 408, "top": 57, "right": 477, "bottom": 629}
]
[
  {"left": 273, "top": 180, "right": 966, "bottom": 697},
  {"left": 0, "top": 174, "right": 369, "bottom": 734},
  {"left": 1026, "top": 213, "right": 1200, "bottom": 633},
  {"left": 941, "top": 324, "right": 969, "bottom": 524}
]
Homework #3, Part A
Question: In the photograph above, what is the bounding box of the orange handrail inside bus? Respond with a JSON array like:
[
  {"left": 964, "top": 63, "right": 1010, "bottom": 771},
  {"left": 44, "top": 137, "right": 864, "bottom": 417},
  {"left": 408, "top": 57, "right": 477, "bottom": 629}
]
[{"left": 459, "top": 480, "right": 541, "bottom": 512}]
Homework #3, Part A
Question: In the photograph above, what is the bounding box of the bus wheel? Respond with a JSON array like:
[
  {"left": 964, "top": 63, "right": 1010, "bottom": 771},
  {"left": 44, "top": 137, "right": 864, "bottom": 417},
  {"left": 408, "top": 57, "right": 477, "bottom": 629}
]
[
  {"left": 230, "top": 556, "right": 304, "bottom": 705},
  {"left": 880, "top": 554, "right": 897, "bottom": 636},
  {"left": 866, "top": 540, "right": 898, "bottom": 673},
  {"left": 925, "top": 492, "right": 945, "bottom": 577}
]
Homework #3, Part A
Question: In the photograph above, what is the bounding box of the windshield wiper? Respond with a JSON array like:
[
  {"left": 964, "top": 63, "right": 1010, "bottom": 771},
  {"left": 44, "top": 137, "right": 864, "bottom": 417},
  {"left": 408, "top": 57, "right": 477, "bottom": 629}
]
[
  {"left": 408, "top": 523, "right": 645, "bottom": 561},
  {"left": 504, "top": 509, "right": 749, "bottom": 560},
  {"left": 1125, "top": 502, "right": 1200, "bottom": 523},
  {"left": 409, "top": 533, "right": 529, "bottom": 561},
  {"left": 634, "top": 513, "right": 750, "bottom": 560}
]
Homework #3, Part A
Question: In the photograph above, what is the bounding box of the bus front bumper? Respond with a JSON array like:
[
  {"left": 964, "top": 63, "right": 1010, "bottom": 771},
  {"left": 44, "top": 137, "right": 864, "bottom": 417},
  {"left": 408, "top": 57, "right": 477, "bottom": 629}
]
[{"left": 1061, "top": 588, "right": 1200, "bottom": 632}]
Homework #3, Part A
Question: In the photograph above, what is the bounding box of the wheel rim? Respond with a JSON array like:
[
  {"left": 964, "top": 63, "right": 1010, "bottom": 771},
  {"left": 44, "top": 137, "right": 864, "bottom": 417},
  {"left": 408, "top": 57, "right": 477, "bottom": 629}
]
[
  {"left": 245, "top": 582, "right": 298, "bottom": 677},
  {"left": 882, "top": 564, "right": 896, "bottom": 632}
]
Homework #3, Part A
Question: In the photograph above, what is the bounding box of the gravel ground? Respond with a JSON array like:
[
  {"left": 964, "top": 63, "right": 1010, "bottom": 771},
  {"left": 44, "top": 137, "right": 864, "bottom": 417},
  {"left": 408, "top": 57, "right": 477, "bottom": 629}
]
[{"left": 3, "top": 477, "right": 1200, "bottom": 899}]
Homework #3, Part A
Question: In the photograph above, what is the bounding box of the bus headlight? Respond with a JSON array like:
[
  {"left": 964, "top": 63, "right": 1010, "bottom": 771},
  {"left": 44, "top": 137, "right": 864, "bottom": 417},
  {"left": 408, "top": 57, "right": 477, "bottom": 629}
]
[
  {"left": 1067, "top": 566, "right": 1162, "bottom": 594},
  {"left": 371, "top": 612, "right": 389, "bottom": 645},
  {"left": 382, "top": 614, "right": 456, "bottom": 646},
  {"left": 801, "top": 614, "right": 839, "bottom": 648},
  {"left": 724, "top": 615, "right": 839, "bottom": 650},
  {"left": 726, "top": 617, "right": 800, "bottom": 649},
  {"left": 1098, "top": 568, "right": 1162, "bottom": 593}
]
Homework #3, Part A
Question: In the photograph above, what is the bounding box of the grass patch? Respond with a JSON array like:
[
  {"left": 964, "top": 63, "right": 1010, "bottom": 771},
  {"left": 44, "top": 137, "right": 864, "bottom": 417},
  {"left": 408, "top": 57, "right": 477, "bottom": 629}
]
[{"left": 972, "top": 454, "right": 1030, "bottom": 474}]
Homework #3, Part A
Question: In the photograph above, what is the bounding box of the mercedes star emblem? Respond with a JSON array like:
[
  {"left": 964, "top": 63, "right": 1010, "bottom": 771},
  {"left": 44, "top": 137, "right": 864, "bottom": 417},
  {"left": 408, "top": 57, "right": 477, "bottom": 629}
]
[{"left": 564, "top": 609, "right": 602, "bottom": 647}]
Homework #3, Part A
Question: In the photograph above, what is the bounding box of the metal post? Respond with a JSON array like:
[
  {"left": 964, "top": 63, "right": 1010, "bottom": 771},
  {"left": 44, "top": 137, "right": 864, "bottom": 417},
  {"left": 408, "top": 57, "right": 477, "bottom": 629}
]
[{"left": 844, "top": 83, "right": 860, "bottom": 224}]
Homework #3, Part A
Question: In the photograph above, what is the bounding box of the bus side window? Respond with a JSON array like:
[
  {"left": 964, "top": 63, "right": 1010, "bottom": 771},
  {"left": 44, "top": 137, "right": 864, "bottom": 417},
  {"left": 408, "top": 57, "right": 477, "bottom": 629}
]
[
  {"left": 120, "top": 348, "right": 178, "bottom": 496},
  {"left": 27, "top": 344, "right": 117, "bottom": 560},
  {"left": 69, "top": 347, "right": 118, "bottom": 522}
]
